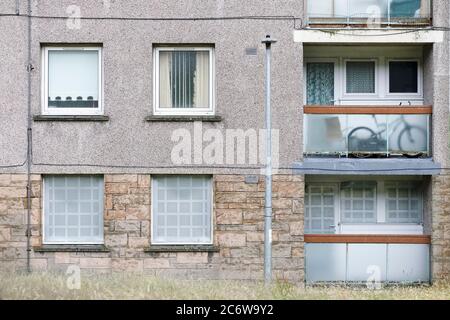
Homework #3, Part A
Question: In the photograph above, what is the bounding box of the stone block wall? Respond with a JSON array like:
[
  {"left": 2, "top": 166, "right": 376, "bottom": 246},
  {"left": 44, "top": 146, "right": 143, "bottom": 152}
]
[
  {"left": 0, "top": 174, "right": 305, "bottom": 283},
  {"left": 0, "top": 174, "right": 41, "bottom": 271},
  {"left": 431, "top": 173, "right": 450, "bottom": 279}
]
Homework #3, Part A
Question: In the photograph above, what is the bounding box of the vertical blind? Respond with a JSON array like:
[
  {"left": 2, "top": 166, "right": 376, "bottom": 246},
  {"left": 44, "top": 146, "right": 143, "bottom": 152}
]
[
  {"left": 159, "top": 50, "right": 210, "bottom": 109},
  {"left": 44, "top": 176, "right": 104, "bottom": 243},
  {"left": 346, "top": 61, "right": 375, "bottom": 94},
  {"left": 153, "top": 176, "right": 212, "bottom": 244},
  {"left": 48, "top": 50, "right": 99, "bottom": 108}
]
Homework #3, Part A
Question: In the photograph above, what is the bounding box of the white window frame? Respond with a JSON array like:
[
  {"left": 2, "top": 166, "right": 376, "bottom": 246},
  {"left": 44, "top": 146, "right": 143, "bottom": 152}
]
[
  {"left": 386, "top": 58, "right": 423, "bottom": 98},
  {"left": 305, "top": 183, "right": 340, "bottom": 234},
  {"left": 303, "top": 58, "right": 340, "bottom": 105},
  {"left": 42, "top": 46, "right": 103, "bottom": 116},
  {"left": 42, "top": 175, "right": 104, "bottom": 245},
  {"left": 153, "top": 46, "right": 215, "bottom": 116},
  {"left": 305, "top": 176, "right": 424, "bottom": 235},
  {"left": 343, "top": 59, "right": 379, "bottom": 97},
  {"left": 150, "top": 175, "right": 214, "bottom": 245},
  {"left": 304, "top": 46, "right": 425, "bottom": 105}
]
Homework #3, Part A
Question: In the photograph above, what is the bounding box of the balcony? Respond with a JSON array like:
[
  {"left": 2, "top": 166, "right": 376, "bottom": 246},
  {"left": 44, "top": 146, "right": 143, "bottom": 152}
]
[
  {"left": 306, "top": 0, "right": 432, "bottom": 27},
  {"left": 303, "top": 106, "right": 431, "bottom": 158}
]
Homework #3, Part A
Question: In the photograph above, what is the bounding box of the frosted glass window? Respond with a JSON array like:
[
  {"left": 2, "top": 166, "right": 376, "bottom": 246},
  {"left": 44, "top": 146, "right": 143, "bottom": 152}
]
[
  {"left": 305, "top": 184, "right": 336, "bottom": 234},
  {"left": 346, "top": 61, "right": 375, "bottom": 93},
  {"left": 44, "top": 176, "right": 104, "bottom": 244},
  {"left": 385, "top": 181, "right": 422, "bottom": 223},
  {"left": 156, "top": 48, "right": 213, "bottom": 113},
  {"left": 46, "top": 48, "right": 101, "bottom": 111},
  {"left": 340, "top": 181, "right": 377, "bottom": 223},
  {"left": 153, "top": 176, "right": 212, "bottom": 244}
]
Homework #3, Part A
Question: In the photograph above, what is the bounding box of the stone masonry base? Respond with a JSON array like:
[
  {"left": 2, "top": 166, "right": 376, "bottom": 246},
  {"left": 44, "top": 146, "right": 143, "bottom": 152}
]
[{"left": 0, "top": 174, "right": 305, "bottom": 282}]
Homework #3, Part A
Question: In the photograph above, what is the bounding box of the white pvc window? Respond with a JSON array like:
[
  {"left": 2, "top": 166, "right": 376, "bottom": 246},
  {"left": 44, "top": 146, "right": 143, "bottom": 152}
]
[
  {"left": 154, "top": 47, "right": 215, "bottom": 115},
  {"left": 305, "top": 184, "right": 336, "bottom": 234},
  {"left": 152, "top": 175, "right": 212, "bottom": 244},
  {"left": 42, "top": 47, "right": 103, "bottom": 115},
  {"left": 43, "top": 176, "right": 104, "bottom": 244},
  {"left": 340, "top": 181, "right": 377, "bottom": 223},
  {"left": 385, "top": 181, "right": 422, "bottom": 223}
]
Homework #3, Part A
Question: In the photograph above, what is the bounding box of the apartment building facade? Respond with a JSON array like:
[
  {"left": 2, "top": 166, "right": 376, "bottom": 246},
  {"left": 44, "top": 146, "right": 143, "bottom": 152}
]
[{"left": 0, "top": 0, "right": 449, "bottom": 284}]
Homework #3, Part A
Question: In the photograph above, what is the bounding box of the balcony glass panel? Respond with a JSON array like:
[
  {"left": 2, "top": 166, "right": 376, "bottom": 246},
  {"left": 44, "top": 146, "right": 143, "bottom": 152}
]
[
  {"left": 304, "top": 114, "right": 429, "bottom": 156},
  {"left": 387, "top": 115, "right": 428, "bottom": 154},
  {"left": 307, "top": 0, "right": 431, "bottom": 26}
]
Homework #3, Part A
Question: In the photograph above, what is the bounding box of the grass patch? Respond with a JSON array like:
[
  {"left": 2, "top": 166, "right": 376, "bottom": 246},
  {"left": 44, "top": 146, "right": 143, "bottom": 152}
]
[{"left": 0, "top": 272, "right": 449, "bottom": 300}]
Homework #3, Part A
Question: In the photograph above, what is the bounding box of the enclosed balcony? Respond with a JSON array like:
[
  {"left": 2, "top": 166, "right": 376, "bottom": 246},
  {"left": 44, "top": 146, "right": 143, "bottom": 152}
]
[
  {"left": 306, "top": 0, "right": 432, "bottom": 27},
  {"left": 304, "top": 106, "right": 431, "bottom": 158}
]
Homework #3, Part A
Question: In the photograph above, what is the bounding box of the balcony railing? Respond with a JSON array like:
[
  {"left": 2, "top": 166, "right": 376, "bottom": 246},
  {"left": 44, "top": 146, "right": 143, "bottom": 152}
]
[
  {"left": 306, "top": 0, "right": 432, "bottom": 27},
  {"left": 303, "top": 106, "right": 431, "bottom": 157}
]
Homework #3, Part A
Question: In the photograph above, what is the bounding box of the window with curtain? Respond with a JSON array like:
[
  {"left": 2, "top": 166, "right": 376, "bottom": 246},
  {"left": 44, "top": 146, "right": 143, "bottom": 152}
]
[
  {"left": 45, "top": 48, "right": 101, "bottom": 113},
  {"left": 340, "top": 181, "right": 377, "bottom": 223},
  {"left": 156, "top": 48, "right": 212, "bottom": 113},
  {"left": 346, "top": 61, "right": 375, "bottom": 94},
  {"left": 44, "top": 175, "right": 104, "bottom": 244},
  {"left": 305, "top": 184, "right": 336, "bottom": 234},
  {"left": 152, "top": 175, "right": 212, "bottom": 244},
  {"left": 306, "top": 62, "right": 335, "bottom": 105}
]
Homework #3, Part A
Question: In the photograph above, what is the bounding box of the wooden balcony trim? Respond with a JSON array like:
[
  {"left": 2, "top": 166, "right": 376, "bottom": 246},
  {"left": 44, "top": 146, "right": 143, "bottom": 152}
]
[
  {"left": 304, "top": 105, "right": 432, "bottom": 115},
  {"left": 305, "top": 234, "right": 431, "bottom": 244}
]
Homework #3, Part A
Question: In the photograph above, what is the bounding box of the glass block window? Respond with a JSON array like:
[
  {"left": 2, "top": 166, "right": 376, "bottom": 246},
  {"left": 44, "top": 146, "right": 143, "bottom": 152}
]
[
  {"left": 386, "top": 181, "right": 422, "bottom": 223},
  {"left": 305, "top": 184, "right": 336, "bottom": 234},
  {"left": 346, "top": 61, "right": 375, "bottom": 94},
  {"left": 152, "top": 176, "right": 212, "bottom": 244},
  {"left": 44, "top": 176, "right": 104, "bottom": 244},
  {"left": 340, "top": 181, "right": 377, "bottom": 223},
  {"left": 155, "top": 47, "right": 214, "bottom": 114},
  {"left": 44, "top": 47, "right": 102, "bottom": 115}
]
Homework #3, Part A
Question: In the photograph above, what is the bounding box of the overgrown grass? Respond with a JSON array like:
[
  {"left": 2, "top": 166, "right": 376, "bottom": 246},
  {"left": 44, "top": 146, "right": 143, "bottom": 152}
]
[{"left": 0, "top": 273, "right": 449, "bottom": 300}]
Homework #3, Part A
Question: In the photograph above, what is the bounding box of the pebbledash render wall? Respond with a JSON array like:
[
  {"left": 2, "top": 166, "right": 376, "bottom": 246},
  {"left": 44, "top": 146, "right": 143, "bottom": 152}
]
[
  {"left": 0, "top": 0, "right": 305, "bottom": 281},
  {"left": 0, "top": 174, "right": 304, "bottom": 281}
]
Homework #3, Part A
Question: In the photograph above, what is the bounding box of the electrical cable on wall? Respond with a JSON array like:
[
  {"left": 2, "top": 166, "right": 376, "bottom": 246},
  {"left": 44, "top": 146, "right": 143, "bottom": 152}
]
[{"left": 0, "top": 11, "right": 449, "bottom": 173}]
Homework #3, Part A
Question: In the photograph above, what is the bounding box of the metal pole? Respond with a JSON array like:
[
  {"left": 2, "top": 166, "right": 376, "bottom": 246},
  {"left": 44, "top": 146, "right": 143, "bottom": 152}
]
[
  {"left": 26, "top": 0, "right": 33, "bottom": 273},
  {"left": 262, "top": 35, "right": 276, "bottom": 284}
]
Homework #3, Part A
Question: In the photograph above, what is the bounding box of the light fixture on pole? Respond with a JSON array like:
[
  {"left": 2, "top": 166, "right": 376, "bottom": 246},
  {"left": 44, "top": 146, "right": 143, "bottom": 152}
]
[{"left": 262, "top": 34, "right": 277, "bottom": 284}]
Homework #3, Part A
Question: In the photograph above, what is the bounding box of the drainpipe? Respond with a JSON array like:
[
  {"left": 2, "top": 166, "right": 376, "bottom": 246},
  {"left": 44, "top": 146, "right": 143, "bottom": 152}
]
[
  {"left": 262, "top": 35, "right": 276, "bottom": 284},
  {"left": 26, "top": 0, "right": 33, "bottom": 273}
]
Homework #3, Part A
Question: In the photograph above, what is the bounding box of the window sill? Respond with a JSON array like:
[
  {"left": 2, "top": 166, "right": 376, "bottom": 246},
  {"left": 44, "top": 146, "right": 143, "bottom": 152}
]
[
  {"left": 145, "top": 115, "right": 222, "bottom": 122},
  {"left": 34, "top": 244, "right": 110, "bottom": 253},
  {"left": 144, "top": 245, "right": 220, "bottom": 253},
  {"left": 33, "top": 115, "right": 110, "bottom": 122}
]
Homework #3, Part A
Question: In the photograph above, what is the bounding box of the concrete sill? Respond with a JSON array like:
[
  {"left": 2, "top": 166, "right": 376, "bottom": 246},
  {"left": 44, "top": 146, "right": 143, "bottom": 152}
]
[
  {"left": 33, "top": 115, "right": 110, "bottom": 122},
  {"left": 144, "top": 245, "right": 220, "bottom": 253},
  {"left": 34, "top": 245, "right": 110, "bottom": 253},
  {"left": 145, "top": 115, "right": 222, "bottom": 122}
]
